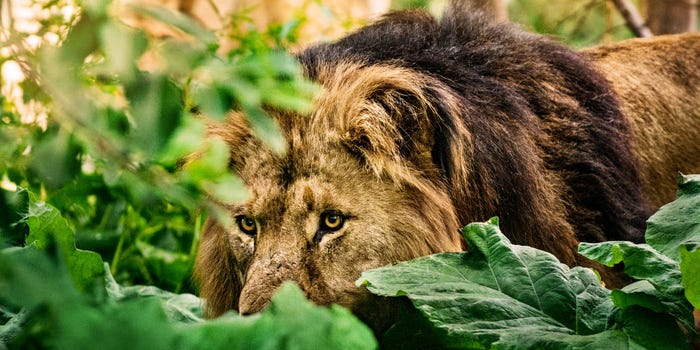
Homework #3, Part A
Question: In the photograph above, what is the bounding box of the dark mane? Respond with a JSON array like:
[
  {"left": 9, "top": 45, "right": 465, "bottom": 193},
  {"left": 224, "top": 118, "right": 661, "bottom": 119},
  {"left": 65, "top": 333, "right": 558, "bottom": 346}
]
[{"left": 297, "top": 8, "right": 650, "bottom": 247}]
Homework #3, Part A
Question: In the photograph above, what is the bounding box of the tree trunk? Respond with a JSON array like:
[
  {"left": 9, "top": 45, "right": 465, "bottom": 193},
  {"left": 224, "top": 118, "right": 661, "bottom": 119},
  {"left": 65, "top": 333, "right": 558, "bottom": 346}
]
[{"left": 644, "top": 0, "right": 698, "bottom": 34}]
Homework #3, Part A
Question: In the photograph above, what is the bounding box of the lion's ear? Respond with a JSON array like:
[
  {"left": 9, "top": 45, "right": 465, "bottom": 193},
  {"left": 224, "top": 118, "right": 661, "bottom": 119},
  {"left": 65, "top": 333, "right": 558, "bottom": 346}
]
[
  {"left": 341, "top": 84, "right": 436, "bottom": 171},
  {"left": 333, "top": 67, "right": 470, "bottom": 187}
]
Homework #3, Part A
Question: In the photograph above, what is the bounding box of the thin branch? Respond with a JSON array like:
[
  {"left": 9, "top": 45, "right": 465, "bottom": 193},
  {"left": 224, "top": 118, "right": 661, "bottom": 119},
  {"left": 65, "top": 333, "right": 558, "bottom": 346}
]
[{"left": 609, "top": 0, "right": 653, "bottom": 37}]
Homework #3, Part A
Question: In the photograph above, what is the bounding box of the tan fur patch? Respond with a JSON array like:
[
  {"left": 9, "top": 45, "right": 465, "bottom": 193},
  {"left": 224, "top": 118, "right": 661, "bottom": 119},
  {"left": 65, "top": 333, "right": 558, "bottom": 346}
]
[{"left": 583, "top": 33, "right": 700, "bottom": 207}]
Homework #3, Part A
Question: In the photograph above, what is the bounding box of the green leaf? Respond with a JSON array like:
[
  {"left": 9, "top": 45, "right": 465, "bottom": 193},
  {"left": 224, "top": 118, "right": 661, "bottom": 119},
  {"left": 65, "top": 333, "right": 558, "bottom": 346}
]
[
  {"left": 180, "top": 138, "right": 231, "bottom": 181},
  {"left": 177, "top": 283, "right": 378, "bottom": 350},
  {"left": 0, "top": 308, "right": 29, "bottom": 346},
  {"left": 104, "top": 267, "right": 204, "bottom": 323},
  {"left": 191, "top": 83, "right": 233, "bottom": 121},
  {"left": 358, "top": 218, "right": 639, "bottom": 349},
  {"left": 616, "top": 306, "right": 689, "bottom": 350},
  {"left": 646, "top": 174, "right": 700, "bottom": 262},
  {"left": 680, "top": 245, "right": 700, "bottom": 309},
  {"left": 579, "top": 241, "right": 695, "bottom": 334},
  {"left": 158, "top": 113, "right": 206, "bottom": 167},
  {"left": 0, "top": 244, "right": 81, "bottom": 310},
  {"left": 611, "top": 281, "right": 665, "bottom": 312},
  {"left": 22, "top": 191, "right": 104, "bottom": 292},
  {"left": 135, "top": 240, "right": 192, "bottom": 288},
  {"left": 98, "top": 21, "right": 148, "bottom": 81},
  {"left": 55, "top": 297, "right": 177, "bottom": 350},
  {"left": 245, "top": 105, "right": 287, "bottom": 155},
  {"left": 202, "top": 174, "right": 249, "bottom": 204},
  {"left": 126, "top": 74, "right": 184, "bottom": 157},
  {"left": 29, "top": 129, "right": 82, "bottom": 189}
]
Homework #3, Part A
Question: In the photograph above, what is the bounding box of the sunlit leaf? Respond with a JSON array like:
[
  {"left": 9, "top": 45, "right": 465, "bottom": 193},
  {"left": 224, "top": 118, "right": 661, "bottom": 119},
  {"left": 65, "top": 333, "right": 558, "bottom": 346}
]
[
  {"left": 22, "top": 191, "right": 104, "bottom": 292},
  {"left": 29, "top": 129, "right": 82, "bottom": 189},
  {"left": 126, "top": 74, "right": 183, "bottom": 157}
]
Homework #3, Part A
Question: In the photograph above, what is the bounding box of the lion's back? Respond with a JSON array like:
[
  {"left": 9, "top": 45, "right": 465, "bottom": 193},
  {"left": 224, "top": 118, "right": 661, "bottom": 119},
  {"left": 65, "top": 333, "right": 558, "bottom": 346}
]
[
  {"left": 583, "top": 33, "right": 700, "bottom": 207},
  {"left": 297, "top": 8, "right": 651, "bottom": 256}
]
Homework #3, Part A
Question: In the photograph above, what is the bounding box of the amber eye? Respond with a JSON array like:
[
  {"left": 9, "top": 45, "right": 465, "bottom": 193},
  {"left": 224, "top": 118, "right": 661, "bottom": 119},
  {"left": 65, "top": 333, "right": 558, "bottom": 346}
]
[
  {"left": 320, "top": 212, "right": 345, "bottom": 231},
  {"left": 236, "top": 215, "right": 257, "bottom": 236}
]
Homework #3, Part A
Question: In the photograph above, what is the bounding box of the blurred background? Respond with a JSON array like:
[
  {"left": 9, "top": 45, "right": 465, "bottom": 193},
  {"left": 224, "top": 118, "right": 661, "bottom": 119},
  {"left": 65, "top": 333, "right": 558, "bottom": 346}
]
[{"left": 118, "top": 0, "right": 698, "bottom": 48}]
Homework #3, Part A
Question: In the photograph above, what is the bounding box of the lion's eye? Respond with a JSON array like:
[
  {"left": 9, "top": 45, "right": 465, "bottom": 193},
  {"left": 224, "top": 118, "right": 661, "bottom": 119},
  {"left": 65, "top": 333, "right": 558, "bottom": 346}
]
[
  {"left": 236, "top": 215, "right": 257, "bottom": 236},
  {"left": 320, "top": 212, "right": 345, "bottom": 231}
]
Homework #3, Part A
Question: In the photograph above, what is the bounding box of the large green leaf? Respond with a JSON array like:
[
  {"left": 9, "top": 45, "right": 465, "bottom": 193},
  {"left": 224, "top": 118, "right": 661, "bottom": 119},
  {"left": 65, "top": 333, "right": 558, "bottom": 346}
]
[
  {"left": 643, "top": 174, "right": 700, "bottom": 311},
  {"left": 579, "top": 175, "right": 700, "bottom": 335},
  {"left": 646, "top": 174, "right": 700, "bottom": 262},
  {"left": 358, "top": 218, "right": 671, "bottom": 349},
  {"left": 0, "top": 244, "right": 81, "bottom": 311},
  {"left": 126, "top": 74, "right": 184, "bottom": 157},
  {"left": 105, "top": 263, "right": 204, "bottom": 323},
  {"left": 178, "top": 283, "right": 378, "bottom": 350},
  {"left": 28, "top": 129, "right": 82, "bottom": 189},
  {"left": 579, "top": 241, "right": 694, "bottom": 337},
  {"left": 22, "top": 192, "right": 104, "bottom": 292}
]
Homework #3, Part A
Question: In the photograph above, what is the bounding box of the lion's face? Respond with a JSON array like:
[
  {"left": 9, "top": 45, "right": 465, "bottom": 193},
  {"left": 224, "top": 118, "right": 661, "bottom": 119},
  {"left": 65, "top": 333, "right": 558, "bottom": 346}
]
[
  {"left": 232, "top": 143, "right": 448, "bottom": 321},
  {"left": 196, "top": 63, "right": 465, "bottom": 331}
]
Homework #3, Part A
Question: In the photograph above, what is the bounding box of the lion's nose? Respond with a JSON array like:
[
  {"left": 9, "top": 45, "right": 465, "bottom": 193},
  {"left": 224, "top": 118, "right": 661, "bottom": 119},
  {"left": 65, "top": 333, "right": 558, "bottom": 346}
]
[
  {"left": 238, "top": 253, "right": 298, "bottom": 315},
  {"left": 238, "top": 287, "right": 271, "bottom": 315}
]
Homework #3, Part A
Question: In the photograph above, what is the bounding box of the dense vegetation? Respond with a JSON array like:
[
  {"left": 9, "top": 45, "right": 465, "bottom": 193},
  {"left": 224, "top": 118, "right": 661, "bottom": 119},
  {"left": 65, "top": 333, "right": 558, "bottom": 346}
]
[{"left": 1, "top": 1, "right": 697, "bottom": 349}]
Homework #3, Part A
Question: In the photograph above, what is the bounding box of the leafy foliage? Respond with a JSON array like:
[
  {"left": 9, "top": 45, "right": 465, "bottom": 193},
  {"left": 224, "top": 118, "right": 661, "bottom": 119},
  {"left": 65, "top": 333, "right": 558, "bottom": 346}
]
[
  {"left": 359, "top": 219, "right": 682, "bottom": 349},
  {"left": 0, "top": 0, "right": 315, "bottom": 294},
  {"left": 645, "top": 174, "right": 700, "bottom": 262},
  {"left": 0, "top": 189, "right": 376, "bottom": 350},
  {"left": 359, "top": 175, "right": 700, "bottom": 349}
]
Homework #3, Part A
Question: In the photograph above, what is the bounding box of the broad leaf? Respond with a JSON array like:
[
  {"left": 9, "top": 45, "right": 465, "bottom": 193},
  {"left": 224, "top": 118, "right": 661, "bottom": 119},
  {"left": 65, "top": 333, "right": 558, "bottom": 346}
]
[
  {"left": 580, "top": 175, "right": 700, "bottom": 336},
  {"left": 358, "top": 218, "right": 655, "bottom": 349},
  {"left": 126, "top": 74, "right": 184, "bottom": 157},
  {"left": 646, "top": 174, "right": 700, "bottom": 261},
  {"left": 178, "top": 283, "right": 378, "bottom": 350},
  {"left": 105, "top": 264, "right": 204, "bottom": 323},
  {"left": 22, "top": 192, "right": 104, "bottom": 292},
  {"left": 0, "top": 244, "right": 81, "bottom": 310},
  {"left": 579, "top": 241, "right": 695, "bottom": 335}
]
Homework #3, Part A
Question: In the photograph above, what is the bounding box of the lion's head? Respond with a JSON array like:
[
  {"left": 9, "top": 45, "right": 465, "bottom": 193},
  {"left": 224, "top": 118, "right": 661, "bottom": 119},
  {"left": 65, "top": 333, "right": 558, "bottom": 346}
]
[{"left": 196, "top": 63, "right": 469, "bottom": 330}]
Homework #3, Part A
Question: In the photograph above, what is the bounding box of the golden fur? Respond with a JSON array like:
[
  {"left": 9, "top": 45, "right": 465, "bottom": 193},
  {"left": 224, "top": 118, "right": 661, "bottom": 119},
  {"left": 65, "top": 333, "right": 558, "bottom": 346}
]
[{"left": 583, "top": 33, "right": 700, "bottom": 206}]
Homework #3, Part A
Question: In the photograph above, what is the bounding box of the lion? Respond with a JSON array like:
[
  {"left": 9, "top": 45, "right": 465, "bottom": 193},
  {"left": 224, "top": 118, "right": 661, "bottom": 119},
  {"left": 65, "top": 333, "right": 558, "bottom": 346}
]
[{"left": 195, "top": 7, "right": 700, "bottom": 332}]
